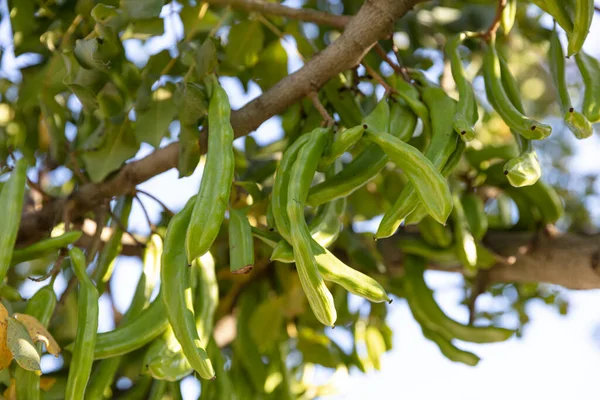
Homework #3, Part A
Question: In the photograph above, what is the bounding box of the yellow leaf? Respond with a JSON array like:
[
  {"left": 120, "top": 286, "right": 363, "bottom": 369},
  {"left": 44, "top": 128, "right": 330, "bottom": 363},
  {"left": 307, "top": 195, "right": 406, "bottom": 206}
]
[
  {"left": 40, "top": 376, "right": 57, "bottom": 391},
  {"left": 13, "top": 314, "right": 61, "bottom": 356},
  {"left": 6, "top": 318, "right": 41, "bottom": 374},
  {"left": 3, "top": 378, "right": 16, "bottom": 400},
  {"left": 0, "top": 304, "right": 13, "bottom": 370}
]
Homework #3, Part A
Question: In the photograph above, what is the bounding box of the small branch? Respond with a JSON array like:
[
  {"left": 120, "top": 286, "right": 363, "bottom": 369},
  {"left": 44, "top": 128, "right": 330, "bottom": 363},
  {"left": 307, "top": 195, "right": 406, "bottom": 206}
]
[
  {"left": 481, "top": 0, "right": 507, "bottom": 40},
  {"left": 86, "top": 206, "right": 108, "bottom": 264},
  {"left": 362, "top": 62, "right": 395, "bottom": 95},
  {"left": 135, "top": 195, "right": 155, "bottom": 232},
  {"left": 205, "top": 0, "right": 351, "bottom": 29},
  {"left": 106, "top": 204, "right": 144, "bottom": 247},
  {"left": 136, "top": 189, "right": 174, "bottom": 216},
  {"left": 28, "top": 249, "right": 67, "bottom": 282},
  {"left": 308, "top": 92, "right": 334, "bottom": 127}
]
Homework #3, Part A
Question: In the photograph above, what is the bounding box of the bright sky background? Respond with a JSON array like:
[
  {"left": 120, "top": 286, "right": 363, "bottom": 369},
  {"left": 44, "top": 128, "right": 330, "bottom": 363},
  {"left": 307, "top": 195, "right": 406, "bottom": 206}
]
[{"left": 3, "top": 0, "right": 600, "bottom": 398}]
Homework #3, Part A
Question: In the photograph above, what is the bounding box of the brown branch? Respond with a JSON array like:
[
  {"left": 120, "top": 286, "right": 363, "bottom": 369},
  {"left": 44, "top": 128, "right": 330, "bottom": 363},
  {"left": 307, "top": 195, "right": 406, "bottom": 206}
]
[
  {"left": 482, "top": 0, "right": 507, "bottom": 40},
  {"left": 136, "top": 189, "right": 174, "bottom": 216},
  {"left": 308, "top": 92, "right": 334, "bottom": 127},
  {"left": 205, "top": 0, "right": 351, "bottom": 29},
  {"left": 17, "top": 0, "right": 424, "bottom": 247}
]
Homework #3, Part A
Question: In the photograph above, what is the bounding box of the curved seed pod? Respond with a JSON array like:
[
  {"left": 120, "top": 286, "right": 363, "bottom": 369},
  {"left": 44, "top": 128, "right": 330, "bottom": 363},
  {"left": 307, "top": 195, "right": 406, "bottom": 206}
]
[
  {"left": 402, "top": 139, "right": 467, "bottom": 226},
  {"left": 162, "top": 197, "right": 215, "bottom": 379},
  {"left": 531, "top": 0, "right": 573, "bottom": 35},
  {"left": 501, "top": 0, "right": 517, "bottom": 34},
  {"left": 229, "top": 208, "right": 254, "bottom": 274},
  {"left": 10, "top": 231, "right": 82, "bottom": 266},
  {"left": 94, "top": 196, "right": 133, "bottom": 294},
  {"left": 144, "top": 325, "right": 193, "bottom": 382},
  {"left": 503, "top": 148, "right": 542, "bottom": 187},
  {"left": 318, "top": 125, "right": 365, "bottom": 171},
  {"left": 306, "top": 98, "right": 391, "bottom": 207},
  {"left": 15, "top": 285, "right": 56, "bottom": 400},
  {"left": 65, "top": 247, "right": 99, "bottom": 399},
  {"left": 85, "top": 236, "right": 161, "bottom": 400},
  {"left": 365, "top": 130, "right": 452, "bottom": 224},
  {"left": 0, "top": 158, "right": 27, "bottom": 283},
  {"left": 445, "top": 32, "right": 479, "bottom": 141},
  {"left": 86, "top": 293, "right": 168, "bottom": 359},
  {"left": 186, "top": 81, "right": 235, "bottom": 261},
  {"left": 567, "top": 0, "right": 593, "bottom": 56},
  {"left": 461, "top": 193, "right": 488, "bottom": 241},
  {"left": 421, "top": 327, "right": 480, "bottom": 366},
  {"left": 323, "top": 75, "right": 364, "bottom": 128},
  {"left": 483, "top": 36, "right": 551, "bottom": 140},
  {"left": 193, "top": 252, "right": 218, "bottom": 348},
  {"left": 575, "top": 51, "right": 600, "bottom": 123},
  {"left": 404, "top": 255, "right": 513, "bottom": 343},
  {"left": 272, "top": 134, "right": 312, "bottom": 242},
  {"left": 148, "top": 380, "right": 167, "bottom": 400},
  {"left": 392, "top": 77, "right": 431, "bottom": 144},
  {"left": 451, "top": 193, "right": 478, "bottom": 272},
  {"left": 549, "top": 29, "right": 593, "bottom": 139},
  {"left": 376, "top": 84, "right": 460, "bottom": 237},
  {"left": 250, "top": 227, "right": 282, "bottom": 248},
  {"left": 287, "top": 127, "right": 337, "bottom": 326},
  {"left": 418, "top": 216, "right": 453, "bottom": 248},
  {"left": 388, "top": 100, "right": 418, "bottom": 143}
]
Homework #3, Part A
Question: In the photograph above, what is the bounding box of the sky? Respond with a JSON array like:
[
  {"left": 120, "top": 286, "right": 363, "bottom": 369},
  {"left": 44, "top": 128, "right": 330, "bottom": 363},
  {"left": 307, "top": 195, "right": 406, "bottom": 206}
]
[{"left": 3, "top": 0, "right": 600, "bottom": 398}]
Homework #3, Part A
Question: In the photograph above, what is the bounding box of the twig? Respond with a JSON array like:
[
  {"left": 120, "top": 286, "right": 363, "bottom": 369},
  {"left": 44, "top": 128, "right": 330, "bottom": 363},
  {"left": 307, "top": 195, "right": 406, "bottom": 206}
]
[
  {"left": 362, "top": 62, "right": 395, "bottom": 95},
  {"left": 205, "top": 0, "right": 350, "bottom": 29},
  {"left": 466, "top": 270, "right": 489, "bottom": 324},
  {"left": 135, "top": 195, "right": 155, "bottom": 232},
  {"left": 481, "top": 0, "right": 507, "bottom": 40},
  {"left": 136, "top": 189, "right": 174, "bottom": 216},
  {"left": 66, "top": 148, "right": 89, "bottom": 184},
  {"left": 28, "top": 249, "right": 67, "bottom": 282},
  {"left": 308, "top": 92, "right": 334, "bottom": 127},
  {"left": 86, "top": 206, "right": 108, "bottom": 264},
  {"left": 106, "top": 204, "right": 144, "bottom": 247},
  {"left": 257, "top": 14, "right": 306, "bottom": 62}
]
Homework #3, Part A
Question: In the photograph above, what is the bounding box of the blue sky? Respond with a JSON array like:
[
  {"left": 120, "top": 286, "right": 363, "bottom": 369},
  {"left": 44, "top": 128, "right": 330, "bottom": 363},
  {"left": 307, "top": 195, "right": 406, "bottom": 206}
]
[{"left": 4, "top": 0, "right": 600, "bottom": 398}]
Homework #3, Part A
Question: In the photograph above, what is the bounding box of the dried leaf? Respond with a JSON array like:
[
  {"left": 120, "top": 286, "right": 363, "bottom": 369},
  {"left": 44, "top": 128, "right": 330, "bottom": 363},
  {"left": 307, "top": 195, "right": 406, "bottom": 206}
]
[
  {"left": 14, "top": 314, "right": 61, "bottom": 356},
  {"left": 6, "top": 318, "right": 41, "bottom": 375},
  {"left": 0, "top": 304, "right": 13, "bottom": 370},
  {"left": 3, "top": 378, "right": 16, "bottom": 400}
]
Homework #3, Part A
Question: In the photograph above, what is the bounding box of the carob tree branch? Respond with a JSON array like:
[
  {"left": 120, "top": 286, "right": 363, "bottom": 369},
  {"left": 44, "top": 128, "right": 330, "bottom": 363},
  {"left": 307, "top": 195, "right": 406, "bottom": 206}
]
[
  {"left": 205, "top": 0, "right": 351, "bottom": 28},
  {"left": 90, "top": 230, "right": 600, "bottom": 291},
  {"left": 16, "top": 0, "right": 424, "bottom": 246}
]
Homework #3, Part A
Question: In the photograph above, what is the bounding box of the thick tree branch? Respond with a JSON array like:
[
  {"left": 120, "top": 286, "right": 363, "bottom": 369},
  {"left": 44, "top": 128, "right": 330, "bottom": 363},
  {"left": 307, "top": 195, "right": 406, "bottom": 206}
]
[
  {"left": 205, "top": 0, "right": 351, "bottom": 28},
  {"left": 80, "top": 231, "right": 600, "bottom": 291},
  {"left": 16, "top": 0, "right": 423, "bottom": 246},
  {"left": 378, "top": 231, "right": 600, "bottom": 290}
]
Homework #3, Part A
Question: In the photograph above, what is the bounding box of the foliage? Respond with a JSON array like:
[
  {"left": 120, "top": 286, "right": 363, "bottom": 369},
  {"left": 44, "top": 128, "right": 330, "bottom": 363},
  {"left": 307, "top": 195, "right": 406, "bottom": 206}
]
[{"left": 0, "top": 0, "right": 597, "bottom": 398}]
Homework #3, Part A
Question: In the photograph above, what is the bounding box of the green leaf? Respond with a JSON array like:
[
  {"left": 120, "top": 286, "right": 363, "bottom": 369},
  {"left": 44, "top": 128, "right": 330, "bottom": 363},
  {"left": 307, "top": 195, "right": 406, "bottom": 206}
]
[
  {"left": 249, "top": 298, "right": 284, "bottom": 352},
  {"left": 39, "top": 94, "right": 67, "bottom": 163},
  {"left": 253, "top": 39, "right": 288, "bottom": 91},
  {"left": 365, "top": 326, "right": 386, "bottom": 370},
  {"left": 297, "top": 328, "right": 341, "bottom": 368},
  {"left": 121, "top": 18, "right": 165, "bottom": 40},
  {"left": 177, "top": 124, "right": 201, "bottom": 178},
  {"left": 175, "top": 82, "right": 208, "bottom": 126},
  {"left": 181, "top": 4, "right": 221, "bottom": 37},
  {"left": 135, "top": 83, "right": 177, "bottom": 147},
  {"left": 225, "top": 20, "right": 264, "bottom": 68},
  {"left": 195, "top": 38, "right": 218, "bottom": 79},
  {"left": 82, "top": 121, "right": 139, "bottom": 182},
  {"left": 120, "top": 0, "right": 164, "bottom": 19},
  {"left": 97, "top": 82, "right": 125, "bottom": 119}
]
